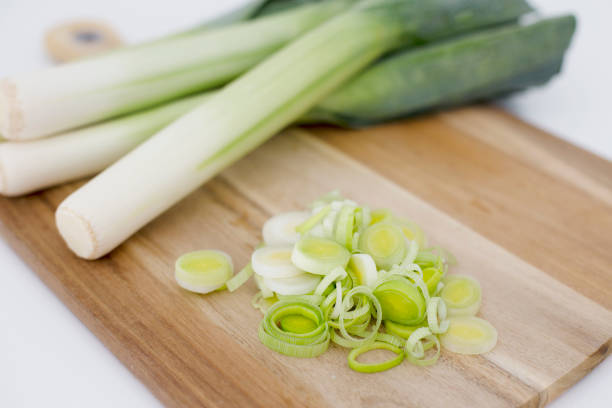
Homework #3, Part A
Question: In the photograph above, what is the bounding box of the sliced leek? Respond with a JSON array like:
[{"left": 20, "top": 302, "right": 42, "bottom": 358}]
[
  {"left": 348, "top": 341, "right": 404, "bottom": 373},
  {"left": 373, "top": 278, "right": 426, "bottom": 325},
  {"left": 226, "top": 263, "right": 254, "bottom": 292},
  {"left": 174, "top": 250, "right": 233, "bottom": 294},
  {"left": 292, "top": 237, "right": 350, "bottom": 275},
  {"left": 254, "top": 272, "right": 275, "bottom": 298},
  {"left": 347, "top": 253, "right": 378, "bottom": 287},
  {"left": 359, "top": 222, "right": 406, "bottom": 270},
  {"left": 262, "top": 211, "right": 311, "bottom": 245},
  {"left": 263, "top": 273, "right": 321, "bottom": 295},
  {"left": 440, "top": 316, "right": 498, "bottom": 355},
  {"left": 251, "top": 245, "right": 303, "bottom": 278},
  {"left": 384, "top": 320, "right": 427, "bottom": 340},
  {"left": 259, "top": 300, "right": 330, "bottom": 357},
  {"left": 440, "top": 275, "right": 482, "bottom": 317},
  {"left": 405, "top": 327, "right": 441, "bottom": 366}
]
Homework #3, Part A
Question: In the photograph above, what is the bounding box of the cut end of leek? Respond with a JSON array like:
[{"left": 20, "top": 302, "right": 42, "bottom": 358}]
[
  {"left": 174, "top": 249, "right": 233, "bottom": 294},
  {"left": 292, "top": 236, "right": 350, "bottom": 275},
  {"left": 359, "top": 222, "right": 406, "bottom": 270},
  {"left": 55, "top": 206, "right": 99, "bottom": 259},
  {"left": 262, "top": 211, "right": 310, "bottom": 246},
  {"left": 374, "top": 278, "right": 426, "bottom": 325},
  {"left": 384, "top": 320, "right": 427, "bottom": 340},
  {"left": 441, "top": 274, "right": 482, "bottom": 317},
  {"left": 440, "top": 316, "right": 498, "bottom": 355}
]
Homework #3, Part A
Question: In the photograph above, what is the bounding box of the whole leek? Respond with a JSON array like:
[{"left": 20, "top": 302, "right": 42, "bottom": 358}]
[
  {"left": 55, "top": 0, "right": 534, "bottom": 260},
  {"left": 0, "top": 1, "right": 352, "bottom": 141}
]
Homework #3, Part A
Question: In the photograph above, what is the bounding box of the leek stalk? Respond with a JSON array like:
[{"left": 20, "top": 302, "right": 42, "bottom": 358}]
[
  {"left": 0, "top": 4, "right": 551, "bottom": 197},
  {"left": 0, "top": 1, "right": 353, "bottom": 141},
  {"left": 56, "top": 0, "right": 534, "bottom": 259}
]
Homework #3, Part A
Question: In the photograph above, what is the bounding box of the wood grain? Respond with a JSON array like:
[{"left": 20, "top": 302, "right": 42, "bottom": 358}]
[{"left": 0, "top": 107, "right": 610, "bottom": 407}]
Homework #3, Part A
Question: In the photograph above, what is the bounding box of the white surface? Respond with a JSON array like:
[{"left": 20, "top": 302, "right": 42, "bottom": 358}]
[{"left": 0, "top": 1, "right": 610, "bottom": 407}]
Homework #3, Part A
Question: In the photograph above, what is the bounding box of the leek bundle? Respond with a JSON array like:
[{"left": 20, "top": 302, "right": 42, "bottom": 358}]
[
  {"left": 0, "top": 14, "right": 576, "bottom": 197},
  {"left": 55, "top": 0, "right": 535, "bottom": 259}
]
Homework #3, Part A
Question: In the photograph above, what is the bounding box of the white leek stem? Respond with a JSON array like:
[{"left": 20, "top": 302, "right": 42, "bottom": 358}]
[
  {"left": 0, "top": 94, "right": 210, "bottom": 196},
  {"left": 0, "top": 1, "right": 351, "bottom": 141}
]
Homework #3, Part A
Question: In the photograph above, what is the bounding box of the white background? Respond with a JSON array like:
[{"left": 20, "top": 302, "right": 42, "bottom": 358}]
[{"left": 0, "top": 1, "right": 610, "bottom": 407}]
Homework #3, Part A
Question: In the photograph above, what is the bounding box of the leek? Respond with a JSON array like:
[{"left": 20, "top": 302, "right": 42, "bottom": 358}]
[
  {"left": 2, "top": 8, "right": 561, "bottom": 198},
  {"left": 55, "top": 0, "right": 535, "bottom": 260},
  {"left": 0, "top": 1, "right": 352, "bottom": 140},
  {"left": 440, "top": 316, "right": 498, "bottom": 355},
  {"left": 174, "top": 250, "right": 233, "bottom": 294}
]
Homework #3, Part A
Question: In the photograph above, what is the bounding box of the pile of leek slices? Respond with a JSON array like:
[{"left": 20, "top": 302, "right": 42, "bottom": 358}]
[{"left": 175, "top": 192, "right": 497, "bottom": 373}]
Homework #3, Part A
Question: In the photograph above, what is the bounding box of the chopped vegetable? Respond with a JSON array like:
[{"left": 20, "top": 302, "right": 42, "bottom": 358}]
[
  {"left": 359, "top": 222, "right": 407, "bottom": 270},
  {"left": 347, "top": 253, "right": 378, "bottom": 287},
  {"left": 251, "top": 246, "right": 304, "bottom": 278},
  {"left": 262, "top": 272, "right": 322, "bottom": 295},
  {"left": 262, "top": 211, "right": 311, "bottom": 246},
  {"left": 440, "top": 316, "right": 498, "bottom": 355},
  {"left": 292, "top": 237, "right": 350, "bottom": 275},
  {"left": 348, "top": 341, "right": 404, "bottom": 373},
  {"left": 174, "top": 250, "right": 233, "bottom": 294},
  {"left": 373, "top": 278, "right": 426, "bottom": 325},
  {"left": 440, "top": 274, "right": 482, "bottom": 317},
  {"left": 258, "top": 299, "right": 330, "bottom": 357}
]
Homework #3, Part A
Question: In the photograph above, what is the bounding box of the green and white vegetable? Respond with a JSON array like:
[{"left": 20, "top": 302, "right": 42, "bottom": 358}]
[
  {"left": 262, "top": 211, "right": 310, "bottom": 245},
  {"left": 440, "top": 316, "right": 498, "bottom": 355},
  {"left": 0, "top": 1, "right": 352, "bottom": 141},
  {"left": 262, "top": 272, "right": 322, "bottom": 295},
  {"left": 0, "top": 94, "right": 211, "bottom": 196},
  {"left": 55, "top": 0, "right": 536, "bottom": 260},
  {"left": 251, "top": 245, "right": 304, "bottom": 278},
  {"left": 3, "top": 9, "right": 570, "bottom": 199},
  {"left": 440, "top": 274, "right": 482, "bottom": 317},
  {"left": 174, "top": 249, "right": 233, "bottom": 294},
  {"left": 292, "top": 237, "right": 350, "bottom": 275}
]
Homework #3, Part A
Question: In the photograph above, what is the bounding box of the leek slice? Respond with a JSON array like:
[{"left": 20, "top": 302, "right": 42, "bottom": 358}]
[
  {"left": 263, "top": 273, "right": 321, "bottom": 295},
  {"left": 348, "top": 341, "right": 404, "bottom": 373},
  {"left": 174, "top": 250, "right": 233, "bottom": 294},
  {"left": 254, "top": 272, "right": 275, "bottom": 298},
  {"left": 375, "top": 332, "right": 405, "bottom": 349},
  {"left": 347, "top": 253, "right": 378, "bottom": 287},
  {"left": 359, "top": 222, "right": 406, "bottom": 270},
  {"left": 384, "top": 320, "right": 427, "bottom": 340},
  {"left": 405, "top": 327, "right": 441, "bottom": 366},
  {"left": 337, "top": 286, "right": 382, "bottom": 348},
  {"left": 226, "top": 263, "right": 254, "bottom": 292},
  {"left": 259, "top": 300, "right": 330, "bottom": 357},
  {"left": 314, "top": 266, "right": 347, "bottom": 296},
  {"left": 295, "top": 204, "right": 331, "bottom": 234},
  {"left": 395, "top": 218, "right": 426, "bottom": 248},
  {"left": 369, "top": 208, "right": 393, "bottom": 225},
  {"left": 292, "top": 236, "right": 350, "bottom": 275},
  {"left": 251, "top": 245, "right": 303, "bottom": 278},
  {"left": 334, "top": 204, "right": 356, "bottom": 249},
  {"left": 440, "top": 275, "right": 482, "bottom": 317},
  {"left": 373, "top": 278, "right": 426, "bottom": 325},
  {"left": 440, "top": 316, "right": 498, "bottom": 355},
  {"left": 422, "top": 267, "right": 443, "bottom": 295},
  {"left": 262, "top": 211, "right": 311, "bottom": 245},
  {"left": 427, "top": 297, "right": 450, "bottom": 334}
]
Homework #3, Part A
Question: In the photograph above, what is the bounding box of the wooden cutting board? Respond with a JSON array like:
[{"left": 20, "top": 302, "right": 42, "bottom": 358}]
[{"left": 0, "top": 106, "right": 610, "bottom": 407}]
